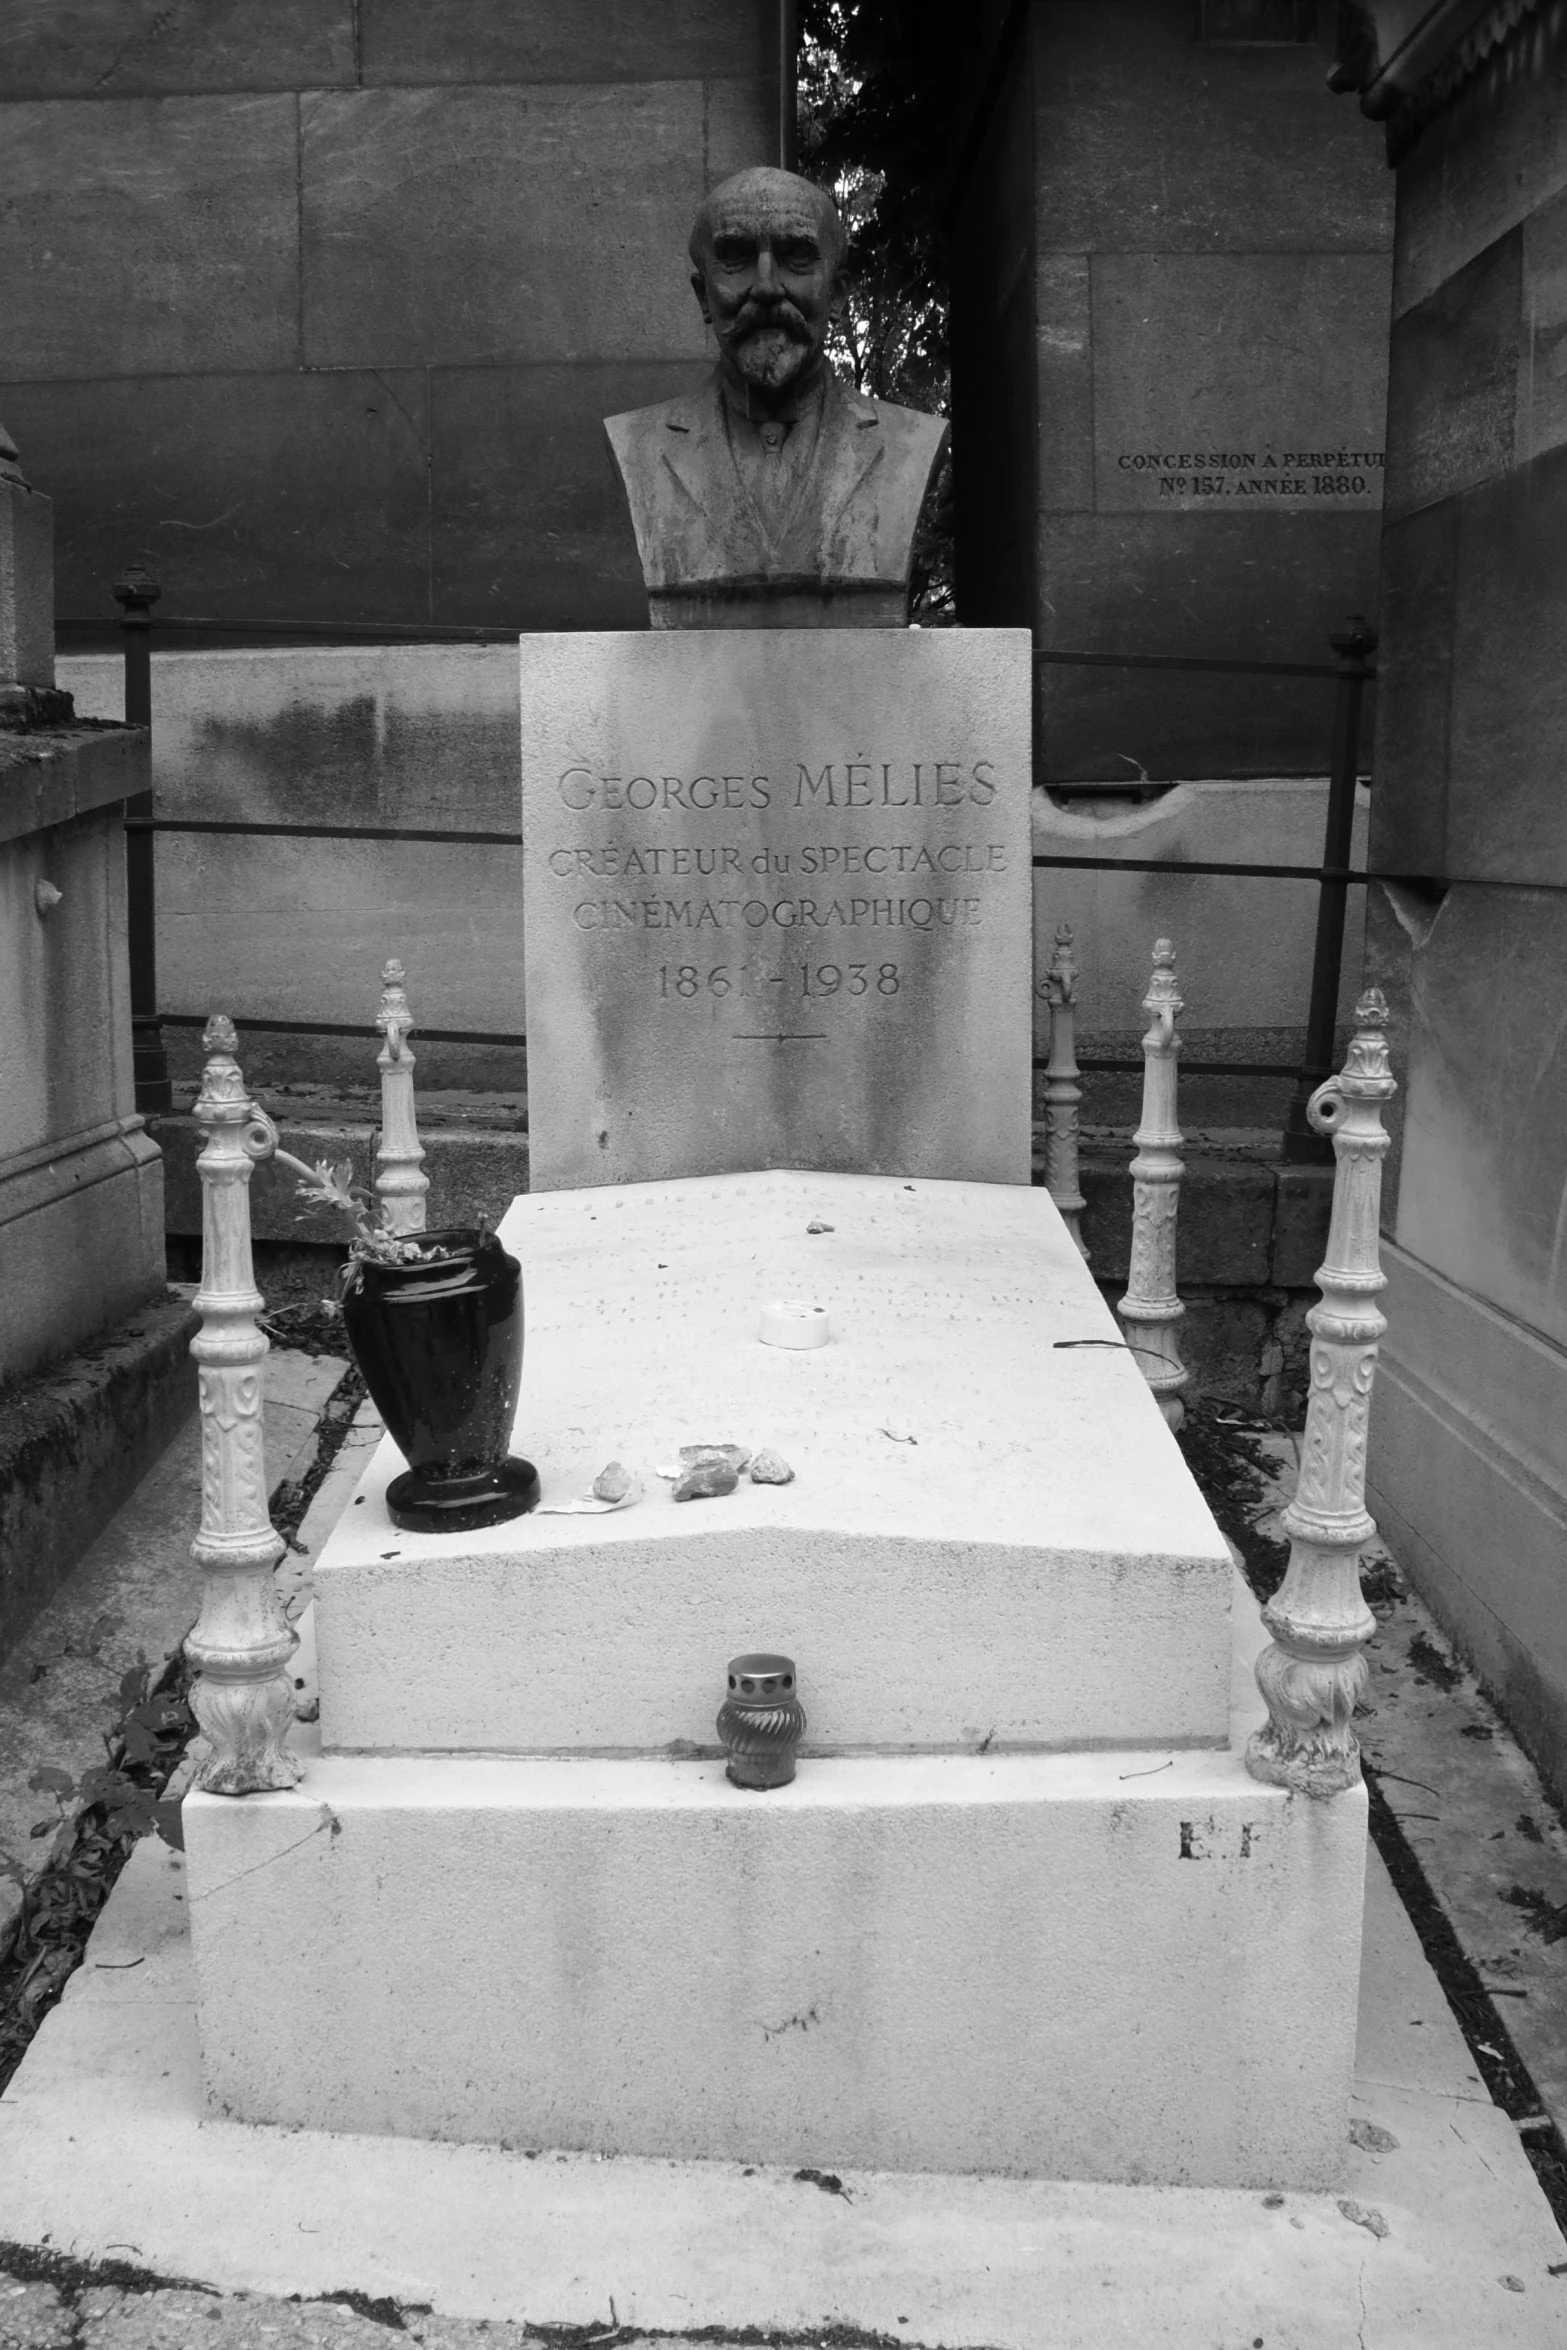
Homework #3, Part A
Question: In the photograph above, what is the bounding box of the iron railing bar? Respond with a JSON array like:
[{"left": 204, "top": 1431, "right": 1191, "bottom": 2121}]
[
  {"left": 131, "top": 616, "right": 521, "bottom": 644},
  {"left": 127, "top": 818, "right": 523, "bottom": 846},
  {"left": 152, "top": 1013, "right": 527, "bottom": 1047},
  {"left": 1036, "top": 648, "right": 1375, "bottom": 681},
  {"left": 1033, "top": 852, "right": 1367, "bottom": 881}
]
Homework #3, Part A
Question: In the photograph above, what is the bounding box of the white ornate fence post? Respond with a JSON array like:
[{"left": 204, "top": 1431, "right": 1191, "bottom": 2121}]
[
  {"left": 1042, "top": 922, "right": 1088, "bottom": 1258},
  {"left": 185, "top": 1015, "right": 302, "bottom": 1794},
  {"left": 1119, "top": 938, "right": 1189, "bottom": 1427},
  {"left": 374, "top": 956, "right": 427, "bottom": 1236},
  {"left": 1247, "top": 990, "right": 1396, "bottom": 1798}
]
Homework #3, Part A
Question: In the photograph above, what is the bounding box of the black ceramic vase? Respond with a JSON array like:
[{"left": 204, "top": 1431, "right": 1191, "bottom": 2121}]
[{"left": 341, "top": 1226, "right": 539, "bottom": 1533}]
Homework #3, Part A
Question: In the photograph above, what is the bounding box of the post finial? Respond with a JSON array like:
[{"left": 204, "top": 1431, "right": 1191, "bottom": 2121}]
[
  {"left": 1121, "top": 934, "right": 1188, "bottom": 1426},
  {"left": 374, "top": 953, "right": 427, "bottom": 1234},
  {"left": 203, "top": 1011, "right": 238, "bottom": 1057}
]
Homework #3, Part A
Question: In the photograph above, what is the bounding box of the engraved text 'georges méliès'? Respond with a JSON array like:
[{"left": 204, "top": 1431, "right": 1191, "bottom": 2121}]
[{"left": 553, "top": 757, "right": 1006, "bottom": 945}]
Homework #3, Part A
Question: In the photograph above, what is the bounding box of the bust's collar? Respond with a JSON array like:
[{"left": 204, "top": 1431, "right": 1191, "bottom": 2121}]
[
  {"left": 663, "top": 367, "right": 878, "bottom": 436},
  {"left": 717, "top": 367, "right": 829, "bottom": 430}
]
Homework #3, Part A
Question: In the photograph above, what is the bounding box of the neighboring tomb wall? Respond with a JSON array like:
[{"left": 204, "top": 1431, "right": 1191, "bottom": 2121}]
[
  {"left": 1363, "top": 13, "right": 1567, "bottom": 1806},
  {"left": 950, "top": 1, "right": 1394, "bottom": 781},
  {"left": 0, "top": 727, "right": 164, "bottom": 1384},
  {"left": 0, "top": 3, "right": 786, "bottom": 636}
]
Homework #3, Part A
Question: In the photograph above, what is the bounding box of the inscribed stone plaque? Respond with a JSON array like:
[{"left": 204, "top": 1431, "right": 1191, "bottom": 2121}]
[
  {"left": 520, "top": 630, "right": 1032, "bottom": 1189},
  {"left": 1091, "top": 254, "right": 1390, "bottom": 514}
]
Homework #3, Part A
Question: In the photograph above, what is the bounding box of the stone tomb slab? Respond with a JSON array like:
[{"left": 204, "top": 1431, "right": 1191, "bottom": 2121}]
[
  {"left": 312, "top": 1172, "right": 1233, "bottom": 1756},
  {"left": 520, "top": 630, "right": 1032, "bottom": 1189}
]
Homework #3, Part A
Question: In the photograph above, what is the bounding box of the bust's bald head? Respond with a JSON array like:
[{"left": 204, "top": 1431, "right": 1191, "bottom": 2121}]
[
  {"left": 688, "top": 168, "right": 846, "bottom": 275},
  {"left": 688, "top": 168, "right": 846, "bottom": 407}
]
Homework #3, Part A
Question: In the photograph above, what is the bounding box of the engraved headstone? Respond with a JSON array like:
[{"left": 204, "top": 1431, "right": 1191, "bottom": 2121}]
[{"left": 520, "top": 629, "right": 1032, "bottom": 1190}]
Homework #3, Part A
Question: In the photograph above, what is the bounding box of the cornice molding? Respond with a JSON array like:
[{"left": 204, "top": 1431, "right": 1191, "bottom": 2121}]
[{"left": 1331, "top": 0, "right": 1559, "bottom": 158}]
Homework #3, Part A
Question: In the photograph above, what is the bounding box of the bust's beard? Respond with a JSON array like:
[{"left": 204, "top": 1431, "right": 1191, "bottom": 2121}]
[{"left": 730, "top": 327, "right": 816, "bottom": 393}]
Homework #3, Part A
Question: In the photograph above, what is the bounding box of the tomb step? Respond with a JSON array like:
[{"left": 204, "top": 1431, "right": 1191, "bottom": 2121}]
[
  {"left": 184, "top": 1572, "right": 1366, "bottom": 2190},
  {"left": 313, "top": 1172, "right": 1234, "bottom": 1755}
]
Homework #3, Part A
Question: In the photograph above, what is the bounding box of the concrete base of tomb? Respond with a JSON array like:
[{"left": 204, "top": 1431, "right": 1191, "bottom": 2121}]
[{"left": 185, "top": 1676, "right": 1366, "bottom": 2187}]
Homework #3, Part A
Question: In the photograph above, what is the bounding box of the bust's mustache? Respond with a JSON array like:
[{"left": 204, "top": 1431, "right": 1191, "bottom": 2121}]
[{"left": 728, "top": 299, "right": 812, "bottom": 345}]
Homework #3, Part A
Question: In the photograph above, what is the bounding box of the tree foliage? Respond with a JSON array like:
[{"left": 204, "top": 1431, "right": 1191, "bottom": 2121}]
[{"left": 798, "top": 1, "right": 956, "bottom": 618}]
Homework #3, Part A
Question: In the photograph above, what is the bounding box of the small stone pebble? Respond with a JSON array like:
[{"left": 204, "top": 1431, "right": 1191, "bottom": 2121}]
[
  {"left": 806, "top": 1220, "right": 834, "bottom": 1234},
  {"left": 679, "top": 1442, "right": 751, "bottom": 1473},
  {"left": 1337, "top": 2198, "right": 1389, "bottom": 2240},
  {"left": 592, "top": 1460, "right": 633, "bottom": 1503},
  {"left": 749, "top": 1447, "right": 795, "bottom": 1485},
  {"left": 673, "top": 1461, "right": 740, "bottom": 1502},
  {"left": 1500, "top": 2275, "right": 1526, "bottom": 2292}
]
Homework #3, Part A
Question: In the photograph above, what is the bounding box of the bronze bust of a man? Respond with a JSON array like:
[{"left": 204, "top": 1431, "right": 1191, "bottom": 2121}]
[{"left": 605, "top": 167, "right": 948, "bottom": 629}]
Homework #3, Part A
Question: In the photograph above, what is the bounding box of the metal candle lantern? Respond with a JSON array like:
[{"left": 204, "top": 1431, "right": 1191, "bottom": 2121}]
[{"left": 717, "top": 1653, "right": 806, "bottom": 1788}]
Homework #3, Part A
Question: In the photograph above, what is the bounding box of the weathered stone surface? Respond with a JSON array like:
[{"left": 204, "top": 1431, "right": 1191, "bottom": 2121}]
[
  {"left": 359, "top": 0, "right": 775, "bottom": 86},
  {"left": 0, "top": 98, "right": 299, "bottom": 381},
  {"left": 300, "top": 84, "right": 713, "bottom": 369},
  {"left": 429, "top": 360, "right": 705, "bottom": 629},
  {"left": 1092, "top": 253, "right": 1390, "bottom": 516},
  {"left": 1032, "top": 2, "right": 1392, "bottom": 256},
  {"left": 0, "top": 2, "right": 355, "bottom": 96},
  {"left": 521, "top": 630, "right": 1033, "bottom": 1188},
  {"left": 0, "top": 371, "right": 432, "bottom": 632},
  {"left": 592, "top": 1459, "right": 634, "bottom": 1503},
  {"left": 1384, "top": 232, "right": 1520, "bottom": 520},
  {"left": 748, "top": 1445, "right": 794, "bottom": 1484},
  {"left": 1036, "top": 511, "right": 1382, "bottom": 781}
]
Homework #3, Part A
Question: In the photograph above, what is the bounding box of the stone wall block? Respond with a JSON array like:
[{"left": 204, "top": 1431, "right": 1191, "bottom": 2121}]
[
  {"left": 1032, "top": 4, "right": 1392, "bottom": 255},
  {"left": 0, "top": 97, "right": 300, "bottom": 382},
  {"left": 300, "top": 84, "right": 712, "bottom": 369},
  {"left": 1518, "top": 178, "right": 1567, "bottom": 463},
  {"left": 358, "top": 0, "right": 774, "bottom": 88},
  {"left": 703, "top": 72, "right": 784, "bottom": 185},
  {"left": 0, "top": 2, "right": 355, "bottom": 96},
  {"left": 0, "top": 372, "right": 432, "bottom": 632},
  {"left": 1036, "top": 513, "right": 1380, "bottom": 780},
  {"left": 429, "top": 360, "right": 707, "bottom": 628},
  {"left": 1442, "top": 444, "right": 1567, "bottom": 887},
  {"left": 1384, "top": 230, "right": 1521, "bottom": 519},
  {"left": 1035, "top": 255, "right": 1094, "bottom": 513},
  {"left": 0, "top": 473, "right": 54, "bottom": 690},
  {"left": 1367, "top": 500, "right": 1457, "bottom": 878}
]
